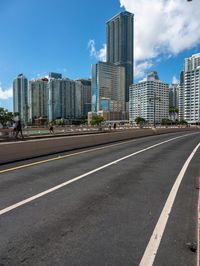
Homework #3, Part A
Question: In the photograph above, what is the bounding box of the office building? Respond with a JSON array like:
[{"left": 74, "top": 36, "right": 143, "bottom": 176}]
[
  {"left": 184, "top": 53, "right": 200, "bottom": 124},
  {"left": 129, "top": 71, "right": 169, "bottom": 125},
  {"left": 28, "top": 78, "right": 49, "bottom": 123},
  {"left": 91, "top": 61, "right": 125, "bottom": 120},
  {"left": 106, "top": 11, "right": 134, "bottom": 105},
  {"left": 13, "top": 74, "right": 28, "bottom": 124}
]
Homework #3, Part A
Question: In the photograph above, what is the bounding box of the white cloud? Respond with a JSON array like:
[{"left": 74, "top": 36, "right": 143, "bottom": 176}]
[
  {"left": 0, "top": 87, "right": 13, "bottom": 100},
  {"left": 88, "top": 39, "right": 107, "bottom": 62},
  {"left": 120, "top": 0, "right": 200, "bottom": 76},
  {"left": 172, "top": 75, "right": 179, "bottom": 84},
  {"left": 135, "top": 60, "right": 153, "bottom": 79}
]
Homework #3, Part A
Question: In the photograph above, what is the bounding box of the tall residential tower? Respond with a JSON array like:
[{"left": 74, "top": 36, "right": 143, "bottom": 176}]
[
  {"left": 129, "top": 71, "right": 169, "bottom": 125},
  {"left": 13, "top": 74, "right": 28, "bottom": 124},
  {"left": 184, "top": 53, "right": 200, "bottom": 124},
  {"left": 106, "top": 11, "right": 134, "bottom": 105}
]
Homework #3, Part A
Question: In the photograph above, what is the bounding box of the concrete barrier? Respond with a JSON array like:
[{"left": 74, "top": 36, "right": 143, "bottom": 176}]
[{"left": 0, "top": 128, "right": 199, "bottom": 165}]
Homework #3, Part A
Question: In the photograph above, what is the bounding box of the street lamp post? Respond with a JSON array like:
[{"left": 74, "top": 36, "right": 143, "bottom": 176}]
[{"left": 149, "top": 92, "right": 160, "bottom": 128}]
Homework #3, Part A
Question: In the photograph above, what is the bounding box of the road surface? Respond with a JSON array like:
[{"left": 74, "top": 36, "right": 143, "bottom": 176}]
[{"left": 0, "top": 131, "right": 199, "bottom": 265}]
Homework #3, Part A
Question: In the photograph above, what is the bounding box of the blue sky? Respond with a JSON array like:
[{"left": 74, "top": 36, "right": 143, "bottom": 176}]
[{"left": 0, "top": 0, "right": 200, "bottom": 111}]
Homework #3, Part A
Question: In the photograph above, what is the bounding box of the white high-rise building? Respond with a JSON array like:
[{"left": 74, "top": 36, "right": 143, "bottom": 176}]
[
  {"left": 48, "top": 75, "right": 83, "bottom": 122},
  {"left": 184, "top": 53, "right": 200, "bottom": 124},
  {"left": 129, "top": 71, "right": 169, "bottom": 125},
  {"left": 28, "top": 78, "right": 49, "bottom": 123},
  {"left": 13, "top": 74, "right": 28, "bottom": 124}
]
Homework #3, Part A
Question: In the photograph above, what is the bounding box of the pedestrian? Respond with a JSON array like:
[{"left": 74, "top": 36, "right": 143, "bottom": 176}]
[
  {"left": 15, "top": 120, "right": 24, "bottom": 139},
  {"left": 108, "top": 123, "right": 112, "bottom": 131},
  {"left": 12, "top": 121, "right": 17, "bottom": 137},
  {"left": 49, "top": 123, "right": 54, "bottom": 134},
  {"left": 113, "top": 123, "right": 117, "bottom": 130}
]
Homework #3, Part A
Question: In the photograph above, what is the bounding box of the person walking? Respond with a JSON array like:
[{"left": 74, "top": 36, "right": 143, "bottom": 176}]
[
  {"left": 15, "top": 120, "right": 24, "bottom": 139},
  {"left": 108, "top": 123, "right": 112, "bottom": 131},
  {"left": 49, "top": 123, "right": 54, "bottom": 134}
]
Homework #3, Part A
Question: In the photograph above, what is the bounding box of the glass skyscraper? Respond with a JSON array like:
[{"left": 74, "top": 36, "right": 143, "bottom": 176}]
[{"left": 106, "top": 11, "right": 134, "bottom": 105}]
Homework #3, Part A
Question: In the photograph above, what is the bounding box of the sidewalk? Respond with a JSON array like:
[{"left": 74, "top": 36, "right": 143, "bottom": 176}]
[{"left": 0, "top": 128, "right": 110, "bottom": 143}]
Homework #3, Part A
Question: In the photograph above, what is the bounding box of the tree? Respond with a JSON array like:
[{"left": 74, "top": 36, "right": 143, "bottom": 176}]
[
  {"left": 0, "top": 108, "right": 19, "bottom": 127},
  {"left": 169, "top": 106, "right": 179, "bottom": 121},
  {"left": 90, "top": 115, "right": 105, "bottom": 125},
  {"left": 161, "top": 118, "right": 173, "bottom": 125},
  {"left": 179, "top": 119, "right": 188, "bottom": 125},
  {"left": 135, "top": 117, "right": 146, "bottom": 128}
]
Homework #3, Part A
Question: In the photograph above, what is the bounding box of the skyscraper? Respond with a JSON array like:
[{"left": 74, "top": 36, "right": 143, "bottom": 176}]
[
  {"left": 106, "top": 11, "right": 134, "bottom": 105},
  {"left": 13, "top": 74, "right": 28, "bottom": 124},
  {"left": 184, "top": 53, "right": 200, "bottom": 124}
]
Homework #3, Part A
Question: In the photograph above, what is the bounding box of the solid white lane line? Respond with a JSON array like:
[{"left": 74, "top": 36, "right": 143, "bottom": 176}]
[
  {"left": 0, "top": 133, "right": 199, "bottom": 216},
  {"left": 139, "top": 142, "right": 200, "bottom": 266},
  {"left": 197, "top": 176, "right": 200, "bottom": 266}
]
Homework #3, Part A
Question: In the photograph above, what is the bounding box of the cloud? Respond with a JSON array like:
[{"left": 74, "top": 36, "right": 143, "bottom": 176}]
[
  {"left": 0, "top": 87, "right": 13, "bottom": 100},
  {"left": 88, "top": 40, "right": 106, "bottom": 62},
  {"left": 120, "top": 0, "right": 200, "bottom": 62},
  {"left": 172, "top": 75, "right": 179, "bottom": 84},
  {"left": 135, "top": 60, "right": 153, "bottom": 79}
]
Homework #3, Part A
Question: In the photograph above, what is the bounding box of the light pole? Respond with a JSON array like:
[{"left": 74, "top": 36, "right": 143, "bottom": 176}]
[{"left": 149, "top": 92, "right": 160, "bottom": 128}]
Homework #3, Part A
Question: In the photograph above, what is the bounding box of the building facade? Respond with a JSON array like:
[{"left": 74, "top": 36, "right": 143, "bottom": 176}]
[
  {"left": 106, "top": 11, "right": 134, "bottom": 105},
  {"left": 13, "top": 74, "right": 28, "bottom": 124},
  {"left": 48, "top": 76, "right": 84, "bottom": 122},
  {"left": 178, "top": 71, "right": 184, "bottom": 121},
  {"left": 129, "top": 71, "right": 169, "bottom": 125},
  {"left": 169, "top": 84, "right": 179, "bottom": 108},
  {"left": 184, "top": 53, "right": 200, "bottom": 124},
  {"left": 75, "top": 79, "right": 91, "bottom": 118},
  {"left": 28, "top": 78, "right": 49, "bottom": 123},
  {"left": 91, "top": 62, "right": 125, "bottom": 120}
]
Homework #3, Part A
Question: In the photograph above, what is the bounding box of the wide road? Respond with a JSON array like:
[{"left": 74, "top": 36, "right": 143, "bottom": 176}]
[{"left": 0, "top": 131, "right": 200, "bottom": 265}]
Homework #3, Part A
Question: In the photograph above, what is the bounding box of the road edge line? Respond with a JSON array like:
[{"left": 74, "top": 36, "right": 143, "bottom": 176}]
[{"left": 139, "top": 142, "right": 200, "bottom": 266}]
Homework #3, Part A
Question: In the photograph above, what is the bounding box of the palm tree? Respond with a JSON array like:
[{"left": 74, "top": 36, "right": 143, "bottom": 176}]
[
  {"left": 169, "top": 106, "right": 179, "bottom": 121},
  {"left": 135, "top": 117, "right": 146, "bottom": 128}
]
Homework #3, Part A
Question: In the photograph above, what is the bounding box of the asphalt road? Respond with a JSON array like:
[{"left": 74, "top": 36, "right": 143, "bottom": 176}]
[{"left": 0, "top": 131, "right": 199, "bottom": 266}]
